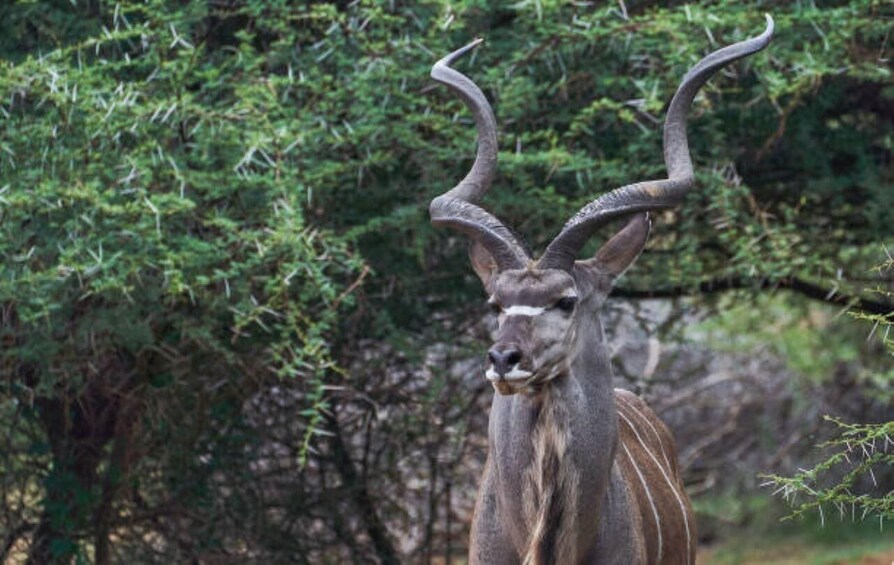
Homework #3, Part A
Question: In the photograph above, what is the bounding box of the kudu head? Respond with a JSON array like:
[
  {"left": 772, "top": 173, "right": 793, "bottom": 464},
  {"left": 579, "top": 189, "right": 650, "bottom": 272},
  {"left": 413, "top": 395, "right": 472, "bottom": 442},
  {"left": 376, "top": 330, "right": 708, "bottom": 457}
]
[{"left": 429, "top": 18, "right": 774, "bottom": 396}]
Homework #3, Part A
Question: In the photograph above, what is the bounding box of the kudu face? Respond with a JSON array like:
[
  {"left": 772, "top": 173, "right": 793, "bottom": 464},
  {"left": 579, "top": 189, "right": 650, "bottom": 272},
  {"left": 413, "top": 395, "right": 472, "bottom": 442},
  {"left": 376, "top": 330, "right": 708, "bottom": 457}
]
[
  {"left": 471, "top": 214, "right": 651, "bottom": 396},
  {"left": 428, "top": 20, "right": 774, "bottom": 396},
  {"left": 483, "top": 267, "right": 578, "bottom": 395}
]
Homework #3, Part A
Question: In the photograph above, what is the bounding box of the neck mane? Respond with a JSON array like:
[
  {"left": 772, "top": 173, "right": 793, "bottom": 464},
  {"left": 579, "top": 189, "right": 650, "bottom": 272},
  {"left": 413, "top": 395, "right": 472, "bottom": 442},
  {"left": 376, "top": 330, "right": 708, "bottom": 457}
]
[{"left": 521, "top": 387, "right": 580, "bottom": 564}]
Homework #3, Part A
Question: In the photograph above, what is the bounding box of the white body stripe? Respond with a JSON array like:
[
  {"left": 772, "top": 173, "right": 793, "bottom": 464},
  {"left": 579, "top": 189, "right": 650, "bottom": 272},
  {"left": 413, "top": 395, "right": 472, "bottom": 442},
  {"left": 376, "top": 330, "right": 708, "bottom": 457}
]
[
  {"left": 621, "top": 443, "right": 662, "bottom": 563},
  {"left": 620, "top": 400, "right": 673, "bottom": 474},
  {"left": 618, "top": 410, "right": 693, "bottom": 565},
  {"left": 503, "top": 305, "right": 545, "bottom": 317}
]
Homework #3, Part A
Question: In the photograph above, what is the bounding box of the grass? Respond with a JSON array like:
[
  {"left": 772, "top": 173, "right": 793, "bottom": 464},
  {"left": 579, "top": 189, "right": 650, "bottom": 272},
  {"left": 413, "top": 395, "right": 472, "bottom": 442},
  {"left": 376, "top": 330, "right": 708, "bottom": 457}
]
[
  {"left": 696, "top": 494, "right": 894, "bottom": 565},
  {"left": 701, "top": 536, "right": 894, "bottom": 564}
]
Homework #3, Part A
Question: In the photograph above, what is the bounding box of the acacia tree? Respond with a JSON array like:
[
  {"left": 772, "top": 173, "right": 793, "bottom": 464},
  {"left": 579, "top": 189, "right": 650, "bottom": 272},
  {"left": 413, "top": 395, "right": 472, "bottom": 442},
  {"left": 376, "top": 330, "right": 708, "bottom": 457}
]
[
  {"left": 0, "top": 2, "right": 362, "bottom": 561},
  {"left": 0, "top": 0, "right": 890, "bottom": 561}
]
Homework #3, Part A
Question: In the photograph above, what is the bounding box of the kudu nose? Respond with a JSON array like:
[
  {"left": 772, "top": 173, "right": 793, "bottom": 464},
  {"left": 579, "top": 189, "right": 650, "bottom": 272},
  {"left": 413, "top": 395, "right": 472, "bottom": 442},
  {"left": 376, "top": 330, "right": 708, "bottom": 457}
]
[{"left": 487, "top": 346, "right": 523, "bottom": 377}]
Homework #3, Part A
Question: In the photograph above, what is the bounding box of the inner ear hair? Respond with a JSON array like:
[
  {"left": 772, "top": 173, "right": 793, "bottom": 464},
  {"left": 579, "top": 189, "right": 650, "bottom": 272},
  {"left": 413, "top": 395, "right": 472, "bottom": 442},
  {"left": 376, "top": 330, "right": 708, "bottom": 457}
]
[
  {"left": 583, "top": 213, "right": 651, "bottom": 278},
  {"left": 469, "top": 240, "right": 499, "bottom": 292}
]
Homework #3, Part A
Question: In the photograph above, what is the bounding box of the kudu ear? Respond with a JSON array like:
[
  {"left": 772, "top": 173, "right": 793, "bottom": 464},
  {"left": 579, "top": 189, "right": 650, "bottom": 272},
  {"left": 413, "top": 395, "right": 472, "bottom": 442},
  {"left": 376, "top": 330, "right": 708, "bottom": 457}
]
[
  {"left": 575, "top": 213, "right": 651, "bottom": 285},
  {"left": 469, "top": 240, "right": 499, "bottom": 292}
]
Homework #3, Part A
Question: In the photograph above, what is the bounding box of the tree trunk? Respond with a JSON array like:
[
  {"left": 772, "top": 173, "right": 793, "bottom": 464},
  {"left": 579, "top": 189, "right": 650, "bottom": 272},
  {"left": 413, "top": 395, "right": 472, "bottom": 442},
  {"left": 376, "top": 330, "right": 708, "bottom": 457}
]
[{"left": 27, "top": 379, "right": 121, "bottom": 564}]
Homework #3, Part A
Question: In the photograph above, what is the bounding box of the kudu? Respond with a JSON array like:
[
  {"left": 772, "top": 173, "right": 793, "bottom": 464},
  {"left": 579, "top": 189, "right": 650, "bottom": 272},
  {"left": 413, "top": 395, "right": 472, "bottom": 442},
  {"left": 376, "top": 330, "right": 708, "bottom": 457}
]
[{"left": 428, "top": 16, "right": 774, "bottom": 565}]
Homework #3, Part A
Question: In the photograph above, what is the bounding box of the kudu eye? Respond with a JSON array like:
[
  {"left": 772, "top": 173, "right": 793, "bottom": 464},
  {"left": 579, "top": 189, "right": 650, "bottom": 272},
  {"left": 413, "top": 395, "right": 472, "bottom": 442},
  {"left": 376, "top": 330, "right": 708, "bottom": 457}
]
[
  {"left": 488, "top": 301, "right": 502, "bottom": 315},
  {"left": 554, "top": 296, "right": 577, "bottom": 313}
]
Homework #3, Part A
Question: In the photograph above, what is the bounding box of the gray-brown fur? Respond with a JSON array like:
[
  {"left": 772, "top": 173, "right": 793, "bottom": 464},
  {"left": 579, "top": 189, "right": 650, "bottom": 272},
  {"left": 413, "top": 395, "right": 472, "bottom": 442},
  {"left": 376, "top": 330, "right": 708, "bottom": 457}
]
[
  {"left": 427, "top": 20, "right": 774, "bottom": 565},
  {"left": 468, "top": 246, "right": 695, "bottom": 563},
  {"left": 521, "top": 390, "right": 579, "bottom": 565}
]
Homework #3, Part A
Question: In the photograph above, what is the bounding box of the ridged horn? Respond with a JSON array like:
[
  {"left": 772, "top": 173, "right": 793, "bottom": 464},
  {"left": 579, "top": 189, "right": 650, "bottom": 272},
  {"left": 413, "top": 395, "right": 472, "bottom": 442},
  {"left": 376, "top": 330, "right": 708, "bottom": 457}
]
[
  {"left": 538, "top": 15, "right": 774, "bottom": 271},
  {"left": 429, "top": 39, "right": 529, "bottom": 271}
]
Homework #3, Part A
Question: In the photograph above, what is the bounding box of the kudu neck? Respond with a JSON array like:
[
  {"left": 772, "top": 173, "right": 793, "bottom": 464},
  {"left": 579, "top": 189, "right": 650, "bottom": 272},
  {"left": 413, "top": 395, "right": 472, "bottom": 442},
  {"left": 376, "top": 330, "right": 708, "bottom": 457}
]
[{"left": 488, "top": 310, "right": 618, "bottom": 562}]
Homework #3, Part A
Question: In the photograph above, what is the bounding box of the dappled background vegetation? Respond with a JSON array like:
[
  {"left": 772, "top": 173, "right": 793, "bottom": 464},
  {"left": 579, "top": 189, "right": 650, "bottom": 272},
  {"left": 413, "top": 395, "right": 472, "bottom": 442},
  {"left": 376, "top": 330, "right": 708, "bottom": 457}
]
[{"left": 0, "top": 0, "right": 891, "bottom": 563}]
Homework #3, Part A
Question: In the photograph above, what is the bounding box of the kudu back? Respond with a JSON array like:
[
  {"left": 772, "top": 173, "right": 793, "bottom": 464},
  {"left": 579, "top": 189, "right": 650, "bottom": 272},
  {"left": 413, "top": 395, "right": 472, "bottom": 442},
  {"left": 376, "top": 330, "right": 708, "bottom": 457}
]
[{"left": 427, "top": 17, "right": 774, "bottom": 564}]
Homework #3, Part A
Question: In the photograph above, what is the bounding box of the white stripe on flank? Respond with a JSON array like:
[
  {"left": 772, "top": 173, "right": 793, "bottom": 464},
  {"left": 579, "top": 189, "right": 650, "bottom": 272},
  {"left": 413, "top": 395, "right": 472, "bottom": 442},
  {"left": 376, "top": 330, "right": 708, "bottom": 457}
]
[
  {"left": 621, "top": 443, "right": 662, "bottom": 563},
  {"left": 503, "top": 305, "right": 545, "bottom": 317},
  {"left": 485, "top": 367, "right": 533, "bottom": 382},
  {"left": 618, "top": 411, "right": 693, "bottom": 565},
  {"left": 619, "top": 399, "right": 673, "bottom": 473}
]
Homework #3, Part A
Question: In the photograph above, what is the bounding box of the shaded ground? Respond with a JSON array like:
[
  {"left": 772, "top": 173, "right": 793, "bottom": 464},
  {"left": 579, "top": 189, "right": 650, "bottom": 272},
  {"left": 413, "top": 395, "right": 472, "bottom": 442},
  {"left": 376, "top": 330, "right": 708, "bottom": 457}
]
[
  {"left": 697, "top": 500, "right": 893, "bottom": 565},
  {"left": 700, "top": 543, "right": 894, "bottom": 564}
]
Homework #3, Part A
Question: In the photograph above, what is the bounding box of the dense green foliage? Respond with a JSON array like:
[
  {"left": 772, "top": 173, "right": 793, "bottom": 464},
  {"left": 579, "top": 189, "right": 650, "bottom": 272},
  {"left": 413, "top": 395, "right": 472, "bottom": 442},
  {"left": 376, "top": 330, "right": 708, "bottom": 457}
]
[
  {"left": 1, "top": 1, "right": 365, "bottom": 561},
  {"left": 0, "top": 0, "right": 890, "bottom": 562},
  {"left": 763, "top": 259, "right": 894, "bottom": 525}
]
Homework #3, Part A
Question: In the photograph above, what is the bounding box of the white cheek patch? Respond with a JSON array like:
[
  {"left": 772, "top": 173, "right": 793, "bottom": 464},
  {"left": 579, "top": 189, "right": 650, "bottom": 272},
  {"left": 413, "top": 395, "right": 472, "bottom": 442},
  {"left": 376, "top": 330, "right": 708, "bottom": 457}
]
[
  {"left": 503, "top": 305, "right": 545, "bottom": 317},
  {"left": 485, "top": 367, "right": 533, "bottom": 382}
]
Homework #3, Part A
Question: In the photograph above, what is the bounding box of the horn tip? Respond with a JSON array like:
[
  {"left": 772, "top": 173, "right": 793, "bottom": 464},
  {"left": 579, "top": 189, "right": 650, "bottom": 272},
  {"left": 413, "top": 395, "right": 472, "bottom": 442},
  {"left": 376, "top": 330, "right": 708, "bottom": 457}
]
[
  {"left": 762, "top": 13, "right": 775, "bottom": 41},
  {"left": 433, "top": 38, "right": 485, "bottom": 71}
]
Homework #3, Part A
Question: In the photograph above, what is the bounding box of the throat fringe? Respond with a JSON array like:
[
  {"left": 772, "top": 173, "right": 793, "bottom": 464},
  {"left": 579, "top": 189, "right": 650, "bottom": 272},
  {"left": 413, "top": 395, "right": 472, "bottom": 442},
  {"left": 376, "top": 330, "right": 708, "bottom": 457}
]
[{"left": 522, "top": 391, "right": 580, "bottom": 565}]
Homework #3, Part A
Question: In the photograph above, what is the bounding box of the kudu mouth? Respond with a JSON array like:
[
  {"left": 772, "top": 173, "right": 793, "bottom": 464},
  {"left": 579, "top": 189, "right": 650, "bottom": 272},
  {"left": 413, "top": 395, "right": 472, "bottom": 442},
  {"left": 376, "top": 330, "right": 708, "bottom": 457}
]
[
  {"left": 484, "top": 344, "right": 531, "bottom": 394},
  {"left": 486, "top": 369, "right": 560, "bottom": 396},
  {"left": 484, "top": 344, "right": 570, "bottom": 396}
]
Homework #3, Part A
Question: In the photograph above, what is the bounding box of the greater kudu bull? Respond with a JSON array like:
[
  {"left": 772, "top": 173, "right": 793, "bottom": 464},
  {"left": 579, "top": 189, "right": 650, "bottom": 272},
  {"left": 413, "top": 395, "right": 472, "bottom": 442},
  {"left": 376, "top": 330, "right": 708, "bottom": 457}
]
[{"left": 428, "top": 16, "right": 773, "bottom": 565}]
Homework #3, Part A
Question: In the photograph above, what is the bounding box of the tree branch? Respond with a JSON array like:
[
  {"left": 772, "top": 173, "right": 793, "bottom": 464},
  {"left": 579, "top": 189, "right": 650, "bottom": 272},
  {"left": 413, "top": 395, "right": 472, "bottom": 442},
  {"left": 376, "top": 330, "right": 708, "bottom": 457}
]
[
  {"left": 614, "top": 276, "right": 893, "bottom": 316},
  {"left": 324, "top": 408, "right": 400, "bottom": 565}
]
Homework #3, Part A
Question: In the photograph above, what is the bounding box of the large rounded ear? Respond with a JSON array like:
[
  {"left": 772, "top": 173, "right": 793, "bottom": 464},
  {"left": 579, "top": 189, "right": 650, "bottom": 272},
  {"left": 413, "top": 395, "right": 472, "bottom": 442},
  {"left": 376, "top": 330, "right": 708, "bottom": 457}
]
[
  {"left": 469, "top": 240, "right": 499, "bottom": 293},
  {"left": 575, "top": 213, "right": 651, "bottom": 285}
]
